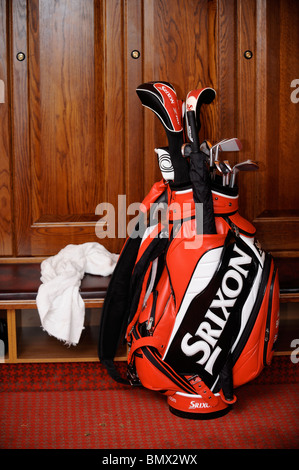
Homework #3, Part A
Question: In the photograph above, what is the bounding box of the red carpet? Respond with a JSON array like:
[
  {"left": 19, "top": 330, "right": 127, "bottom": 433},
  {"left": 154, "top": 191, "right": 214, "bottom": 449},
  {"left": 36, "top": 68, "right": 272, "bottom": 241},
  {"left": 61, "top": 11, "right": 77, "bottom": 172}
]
[
  {"left": 0, "top": 384, "right": 298, "bottom": 449},
  {"left": 0, "top": 357, "right": 298, "bottom": 450},
  {"left": 0, "top": 356, "right": 298, "bottom": 392}
]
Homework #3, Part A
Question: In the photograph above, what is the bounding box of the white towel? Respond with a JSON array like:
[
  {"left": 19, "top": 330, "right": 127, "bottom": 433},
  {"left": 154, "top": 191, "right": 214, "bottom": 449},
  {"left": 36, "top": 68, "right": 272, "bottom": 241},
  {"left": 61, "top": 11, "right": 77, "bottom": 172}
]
[{"left": 36, "top": 243, "right": 118, "bottom": 346}]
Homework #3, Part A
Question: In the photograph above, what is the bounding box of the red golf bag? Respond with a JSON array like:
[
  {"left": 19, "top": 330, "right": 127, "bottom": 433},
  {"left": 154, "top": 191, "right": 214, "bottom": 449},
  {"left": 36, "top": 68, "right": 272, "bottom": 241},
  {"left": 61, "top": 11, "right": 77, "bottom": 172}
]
[{"left": 98, "top": 82, "right": 280, "bottom": 419}]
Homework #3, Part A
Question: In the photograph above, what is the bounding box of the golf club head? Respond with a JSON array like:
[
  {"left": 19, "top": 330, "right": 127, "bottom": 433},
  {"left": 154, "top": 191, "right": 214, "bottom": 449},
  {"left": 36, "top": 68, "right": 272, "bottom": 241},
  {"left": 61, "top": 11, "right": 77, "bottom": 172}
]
[
  {"left": 218, "top": 137, "right": 243, "bottom": 152},
  {"left": 233, "top": 160, "right": 259, "bottom": 171},
  {"left": 136, "top": 81, "right": 182, "bottom": 133},
  {"left": 181, "top": 143, "right": 192, "bottom": 158},
  {"left": 209, "top": 139, "right": 229, "bottom": 167},
  {"left": 214, "top": 160, "right": 222, "bottom": 173},
  {"left": 185, "top": 88, "right": 216, "bottom": 144},
  {"left": 223, "top": 160, "right": 232, "bottom": 171},
  {"left": 230, "top": 160, "right": 259, "bottom": 187},
  {"left": 155, "top": 147, "right": 175, "bottom": 181},
  {"left": 136, "top": 81, "right": 190, "bottom": 185},
  {"left": 200, "top": 140, "right": 212, "bottom": 157}
]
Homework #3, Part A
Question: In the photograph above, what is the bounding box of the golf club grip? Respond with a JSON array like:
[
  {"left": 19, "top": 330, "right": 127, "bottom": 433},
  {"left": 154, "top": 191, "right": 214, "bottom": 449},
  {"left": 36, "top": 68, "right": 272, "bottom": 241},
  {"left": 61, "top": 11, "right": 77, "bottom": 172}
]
[
  {"left": 186, "top": 110, "right": 200, "bottom": 152},
  {"left": 166, "top": 130, "right": 190, "bottom": 185}
]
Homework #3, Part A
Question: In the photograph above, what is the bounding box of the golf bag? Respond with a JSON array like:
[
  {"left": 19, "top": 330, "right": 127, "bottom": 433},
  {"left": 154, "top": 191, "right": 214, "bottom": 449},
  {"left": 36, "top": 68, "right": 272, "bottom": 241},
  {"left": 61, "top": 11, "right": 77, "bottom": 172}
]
[{"left": 98, "top": 82, "right": 280, "bottom": 419}]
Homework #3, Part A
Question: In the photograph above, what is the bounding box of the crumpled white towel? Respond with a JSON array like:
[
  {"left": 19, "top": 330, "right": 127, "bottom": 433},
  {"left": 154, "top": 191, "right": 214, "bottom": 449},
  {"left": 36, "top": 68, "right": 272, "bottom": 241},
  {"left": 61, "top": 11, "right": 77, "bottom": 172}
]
[{"left": 36, "top": 242, "right": 118, "bottom": 346}]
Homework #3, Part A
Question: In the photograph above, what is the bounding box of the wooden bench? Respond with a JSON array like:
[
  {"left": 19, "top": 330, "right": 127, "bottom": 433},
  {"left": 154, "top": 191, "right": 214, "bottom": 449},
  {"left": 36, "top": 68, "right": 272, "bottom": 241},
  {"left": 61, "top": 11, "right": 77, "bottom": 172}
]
[
  {"left": 0, "top": 258, "right": 298, "bottom": 363},
  {"left": 275, "top": 257, "right": 299, "bottom": 303},
  {"left": 0, "top": 263, "right": 120, "bottom": 363}
]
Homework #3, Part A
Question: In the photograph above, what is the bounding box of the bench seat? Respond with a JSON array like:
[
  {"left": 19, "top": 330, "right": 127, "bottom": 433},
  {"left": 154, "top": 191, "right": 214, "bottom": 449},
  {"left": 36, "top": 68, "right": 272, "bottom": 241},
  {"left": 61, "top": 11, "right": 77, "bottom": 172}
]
[
  {"left": 0, "top": 257, "right": 298, "bottom": 303},
  {"left": 0, "top": 263, "right": 111, "bottom": 303}
]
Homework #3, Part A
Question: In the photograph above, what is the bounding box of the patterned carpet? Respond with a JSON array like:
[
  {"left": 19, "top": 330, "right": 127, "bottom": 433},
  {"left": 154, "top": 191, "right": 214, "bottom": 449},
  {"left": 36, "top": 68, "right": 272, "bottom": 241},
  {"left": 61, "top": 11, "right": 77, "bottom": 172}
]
[
  {"left": 0, "top": 357, "right": 298, "bottom": 450},
  {"left": 0, "top": 356, "right": 298, "bottom": 393}
]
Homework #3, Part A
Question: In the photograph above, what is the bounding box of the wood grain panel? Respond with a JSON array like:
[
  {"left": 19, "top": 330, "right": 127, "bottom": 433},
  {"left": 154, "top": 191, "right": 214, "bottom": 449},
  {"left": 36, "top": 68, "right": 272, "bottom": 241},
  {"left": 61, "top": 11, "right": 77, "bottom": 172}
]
[
  {"left": 277, "top": 0, "right": 299, "bottom": 211},
  {"left": 103, "top": 0, "right": 125, "bottom": 252},
  {"left": 226, "top": 0, "right": 299, "bottom": 255},
  {"left": 236, "top": 0, "right": 257, "bottom": 222},
  {"left": 217, "top": 0, "right": 237, "bottom": 140},
  {"left": 10, "top": 0, "right": 129, "bottom": 256},
  {"left": 28, "top": 0, "right": 101, "bottom": 220},
  {"left": 124, "top": 0, "right": 143, "bottom": 209},
  {"left": 11, "top": 0, "right": 32, "bottom": 255},
  {"left": 0, "top": 0, "right": 13, "bottom": 255},
  {"left": 252, "top": 0, "right": 299, "bottom": 254}
]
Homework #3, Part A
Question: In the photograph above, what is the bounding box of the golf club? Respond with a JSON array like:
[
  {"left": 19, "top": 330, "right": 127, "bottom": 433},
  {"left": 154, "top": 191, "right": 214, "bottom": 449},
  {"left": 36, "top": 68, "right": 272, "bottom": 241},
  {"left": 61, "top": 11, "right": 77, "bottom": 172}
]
[
  {"left": 218, "top": 137, "right": 242, "bottom": 152},
  {"left": 136, "top": 81, "right": 190, "bottom": 185},
  {"left": 185, "top": 88, "right": 216, "bottom": 145},
  {"left": 229, "top": 160, "right": 259, "bottom": 188},
  {"left": 155, "top": 147, "right": 175, "bottom": 181},
  {"left": 200, "top": 140, "right": 212, "bottom": 157},
  {"left": 208, "top": 139, "right": 229, "bottom": 168},
  {"left": 222, "top": 160, "right": 232, "bottom": 185},
  {"left": 219, "top": 161, "right": 231, "bottom": 186},
  {"left": 185, "top": 88, "right": 217, "bottom": 234}
]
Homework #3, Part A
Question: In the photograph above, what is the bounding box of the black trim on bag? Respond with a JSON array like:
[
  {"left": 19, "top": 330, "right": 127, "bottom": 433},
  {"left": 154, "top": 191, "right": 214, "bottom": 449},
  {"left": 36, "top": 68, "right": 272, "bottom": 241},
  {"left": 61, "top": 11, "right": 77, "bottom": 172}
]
[
  {"left": 231, "top": 252, "right": 273, "bottom": 366},
  {"left": 98, "top": 233, "right": 142, "bottom": 362},
  {"left": 130, "top": 326, "right": 196, "bottom": 395},
  {"left": 142, "top": 347, "right": 196, "bottom": 395},
  {"left": 222, "top": 215, "right": 256, "bottom": 237},
  {"left": 127, "top": 235, "right": 169, "bottom": 327},
  {"left": 263, "top": 265, "right": 277, "bottom": 366},
  {"left": 215, "top": 211, "right": 238, "bottom": 217},
  {"left": 164, "top": 232, "right": 261, "bottom": 390}
]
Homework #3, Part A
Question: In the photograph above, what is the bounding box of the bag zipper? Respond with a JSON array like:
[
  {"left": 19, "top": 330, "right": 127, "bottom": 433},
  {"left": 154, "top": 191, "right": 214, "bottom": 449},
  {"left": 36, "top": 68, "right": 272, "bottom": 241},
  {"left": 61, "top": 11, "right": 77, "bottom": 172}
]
[
  {"left": 231, "top": 252, "right": 272, "bottom": 365},
  {"left": 146, "top": 290, "right": 158, "bottom": 335}
]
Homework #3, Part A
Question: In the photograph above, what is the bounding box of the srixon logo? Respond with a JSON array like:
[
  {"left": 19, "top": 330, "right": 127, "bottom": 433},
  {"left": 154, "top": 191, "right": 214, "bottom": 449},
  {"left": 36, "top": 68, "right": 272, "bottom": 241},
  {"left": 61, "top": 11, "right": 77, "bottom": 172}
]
[
  {"left": 181, "top": 245, "right": 252, "bottom": 376},
  {"left": 189, "top": 401, "right": 210, "bottom": 410}
]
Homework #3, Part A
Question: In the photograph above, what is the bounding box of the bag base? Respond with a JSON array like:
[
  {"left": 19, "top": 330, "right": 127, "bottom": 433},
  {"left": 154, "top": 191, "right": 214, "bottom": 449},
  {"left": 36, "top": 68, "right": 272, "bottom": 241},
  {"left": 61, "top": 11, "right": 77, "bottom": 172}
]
[{"left": 167, "top": 392, "right": 232, "bottom": 420}]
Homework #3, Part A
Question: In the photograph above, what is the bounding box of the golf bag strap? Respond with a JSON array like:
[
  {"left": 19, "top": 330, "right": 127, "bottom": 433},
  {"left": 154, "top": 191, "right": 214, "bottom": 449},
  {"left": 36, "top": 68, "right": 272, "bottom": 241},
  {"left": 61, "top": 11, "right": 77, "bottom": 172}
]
[
  {"left": 128, "top": 338, "right": 230, "bottom": 407},
  {"left": 100, "top": 359, "right": 129, "bottom": 385},
  {"left": 127, "top": 336, "right": 164, "bottom": 363}
]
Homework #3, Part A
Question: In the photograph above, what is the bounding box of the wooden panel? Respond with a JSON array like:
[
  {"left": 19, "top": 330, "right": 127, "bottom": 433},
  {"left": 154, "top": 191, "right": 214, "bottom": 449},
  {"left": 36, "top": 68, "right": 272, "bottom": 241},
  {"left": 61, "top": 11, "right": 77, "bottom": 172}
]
[
  {"left": 12, "top": 0, "right": 108, "bottom": 255},
  {"left": 217, "top": 0, "right": 237, "bottom": 140},
  {"left": 10, "top": 0, "right": 137, "bottom": 256},
  {"left": 0, "top": 0, "right": 13, "bottom": 255},
  {"left": 28, "top": 0, "right": 100, "bottom": 221},
  {"left": 9, "top": 0, "right": 145, "bottom": 256},
  {"left": 102, "top": 0, "right": 125, "bottom": 252},
  {"left": 236, "top": 0, "right": 258, "bottom": 224},
  {"left": 6, "top": 309, "right": 17, "bottom": 362},
  {"left": 124, "top": 0, "right": 144, "bottom": 209},
  {"left": 237, "top": 0, "right": 299, "bottom": 254}
]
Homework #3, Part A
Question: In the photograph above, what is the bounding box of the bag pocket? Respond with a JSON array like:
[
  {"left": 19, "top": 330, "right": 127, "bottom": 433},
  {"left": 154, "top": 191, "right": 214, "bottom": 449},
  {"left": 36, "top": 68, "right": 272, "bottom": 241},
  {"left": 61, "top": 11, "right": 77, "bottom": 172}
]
[{"left": 232, "top": 256, "right": 280, "bottom": 387}]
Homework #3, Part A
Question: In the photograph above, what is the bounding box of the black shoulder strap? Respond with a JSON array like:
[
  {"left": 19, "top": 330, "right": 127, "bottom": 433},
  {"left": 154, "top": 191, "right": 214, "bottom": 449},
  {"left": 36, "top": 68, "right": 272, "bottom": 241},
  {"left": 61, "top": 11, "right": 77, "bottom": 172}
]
[
  {"left": 98, "top": 190, "right": 169, "bottom": 384},
  {"left": 98, "top": 230, "right": 142, "bottom": 384}
]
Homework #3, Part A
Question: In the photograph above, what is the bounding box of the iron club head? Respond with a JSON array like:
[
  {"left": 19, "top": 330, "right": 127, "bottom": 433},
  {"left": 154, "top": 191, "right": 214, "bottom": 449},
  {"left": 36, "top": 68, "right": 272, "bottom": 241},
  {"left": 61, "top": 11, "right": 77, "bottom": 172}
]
[
  {"left": 218, "top": 137, "right": 243, "bottom": 152},
  {"left": 209, "top": 138, "right": 229, "bottom": 167},
  {"left": 229, "top": 160, "right": 259, "bottom": 187}
]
